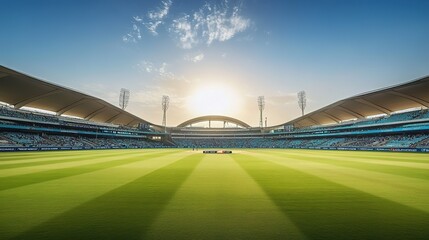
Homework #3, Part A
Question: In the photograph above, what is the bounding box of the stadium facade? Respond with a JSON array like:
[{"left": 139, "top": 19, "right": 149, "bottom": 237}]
[{"left": 1, "top": 65, "right": 429, "bottom": 152}]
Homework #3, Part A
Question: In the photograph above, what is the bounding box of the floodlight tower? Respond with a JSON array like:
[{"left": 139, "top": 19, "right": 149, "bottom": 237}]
[
  {"left": 298, "top": 90, "right": 307, "bottom": 116},
  {"left": 162, "top": 95, "right": 170, "bottom": 132},
  {"left": 119, "top": 88, "right": 130, "bottom": 110},
  {"left": 258, "top": 96, "right": 265, "bottom": 128}
]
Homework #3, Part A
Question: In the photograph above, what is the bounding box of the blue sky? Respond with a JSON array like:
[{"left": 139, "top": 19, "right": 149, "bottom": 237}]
[{"left": 1, "top": 0, "right": 429, "bottom": 126}]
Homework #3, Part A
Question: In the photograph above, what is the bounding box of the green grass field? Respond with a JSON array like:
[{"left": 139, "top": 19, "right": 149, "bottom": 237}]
[{"left": 1, "top": 149, "right": 429, "bottom": 240}]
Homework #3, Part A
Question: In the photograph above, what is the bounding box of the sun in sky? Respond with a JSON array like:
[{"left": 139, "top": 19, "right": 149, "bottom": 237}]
[{"left": 187, "top": 84, "right": 240, "bottom": 116}]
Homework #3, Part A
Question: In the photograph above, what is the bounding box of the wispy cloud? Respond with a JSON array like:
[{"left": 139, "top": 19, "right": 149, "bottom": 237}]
[
  {"left": 170, "top": 14, "right": 199, "bottom": 49},
  {"left": 184, "top": 52, "right": 205, "bottom": 62},
  {"left": 148, "top": 0, "right": 171, "bottom": 20},
  {"left": 133, "top": 16, "right": 143, "bottom": 22},
  {"left": 145, "top": 0, "right": 172, "bottom": 36},
  {"left": 123, "top": 0, "right": 172, "bottom": 42},
  {"left": 137, "top": 61, "right": 155, "bottom": 73},
  {"left": 170, "top": 0, "right": 250, "bottom": 49},
  {"left": 123, "top": 0, "right": 250, "bottom": 48},
  {"left": 122, "top": 23, "right": 142, "bottom": 43},
  {"left": 136, "top": 61, "right": 180, "bottom": 82},
  {"left": 134, "top": 60, "right": 191, "bottom": 110}
]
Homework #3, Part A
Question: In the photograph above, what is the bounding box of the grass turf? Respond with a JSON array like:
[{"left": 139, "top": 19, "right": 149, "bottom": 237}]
[{"left": 0, "top": 149, "right": 428, "bottom": 239}]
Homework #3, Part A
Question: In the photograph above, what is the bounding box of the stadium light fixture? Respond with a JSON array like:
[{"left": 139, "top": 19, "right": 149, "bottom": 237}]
[
  {"left": 162, "top": 95, "right": 170, "bottom": 132},
  {"left": 119, "top": 88, "right": 130, "bottom": 110},
  {"left": 258, "top": 96, "right": 265, "bottom": 128},
  {"left": 298, "top": 91, "right": 307, "bottom": 116}
]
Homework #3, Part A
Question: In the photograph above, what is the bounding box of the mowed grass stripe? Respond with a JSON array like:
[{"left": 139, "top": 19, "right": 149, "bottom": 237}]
[
  {"left": 236, "top": 153, "right": 429, "bottom": 240},
  {"left": 0, "top": 150, "right": 181, "bottom": 191},
  {"left": 0, "top": 149, "right": 178, "bottom": 178},
  {"left": 13, "top": 153, "right": 203, "bottom": 240},
  {"left": 0, "top": 150, "right": 89, "bottom": 159},
  {"left": 0, "top": 150, "right": 116, "bottom": 162},
  {"left": 284, "top": 150, "right": 429, "bottom": 169},
  {"left": 306, "top": 150, "right": 429, "bottom": 163},
  {"left": 0, "top": 151, "right": 135, "bottom": 170},
  {"left": 272, "top": 151, "right": 429, "bottom": 181},
  {"left": 146, "top": 154, "right": 305, "bottom": 240},
  {"left": 0, "top": 149, "right": 152, "bottom": 165},
  {"left": 247, "top": 150, "right": 429, "bottom": 213},
  {"left": 0, "top": 150, "right": 192, "bottom": 240}
]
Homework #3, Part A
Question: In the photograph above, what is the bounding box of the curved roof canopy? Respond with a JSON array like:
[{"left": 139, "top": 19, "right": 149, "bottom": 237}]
[
  {"left": 284, "top": 75, "right": 429, "bottom": 128},
  {"left": 177, "top": 115, "right": 251, "bottom": 128},
  {"left": 0, "top": 65, "right": 156, "bottom": 127},
  {"left": 2, "top": 65, "right": 428, "bottom": 129}
]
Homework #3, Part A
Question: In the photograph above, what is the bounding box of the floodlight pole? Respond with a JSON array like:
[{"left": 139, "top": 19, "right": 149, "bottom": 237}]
[
  {"left": 298, "top": 91, "right": 307, "bottom": 116},
  {"left": 119, "top": 88, "right": 130, "bottom": 110},
  {"left": 162, "top": 95, "right": 169, "bottom": 133},
  {"left": 258, "top": 96, "right": 265, "bottom": 128}
]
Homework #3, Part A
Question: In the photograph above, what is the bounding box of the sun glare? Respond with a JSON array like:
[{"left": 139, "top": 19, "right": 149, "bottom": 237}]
[{"left": 187, "top": 84, "right": 239, "bottom": 116}]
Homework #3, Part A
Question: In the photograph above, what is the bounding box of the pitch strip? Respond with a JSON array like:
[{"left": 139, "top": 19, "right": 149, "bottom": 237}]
[{"left": 203, "top": 150, "right": 232, "bottom": 154}]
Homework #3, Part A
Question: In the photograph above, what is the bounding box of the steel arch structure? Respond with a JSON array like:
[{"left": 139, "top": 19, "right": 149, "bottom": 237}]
[{"left": 177, "top": 115, "right": 251, "bottom": 128}]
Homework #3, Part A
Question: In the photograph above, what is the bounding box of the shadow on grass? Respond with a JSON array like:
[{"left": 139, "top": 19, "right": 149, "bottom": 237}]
[
  {"left": 0, "top": 151, "right": 128, "bottom": 170},
  {"left": 269, "top": 151, "right": 429, "bottom": 181},
  {"left": 12, "top": 154, "right": 203, "bottom": 240},
  {"left": 0, "top": 150, "right": 181, "bottom": 191},
  {"left": 235, "top": 154, "right": 429, "bottom": 240}
]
